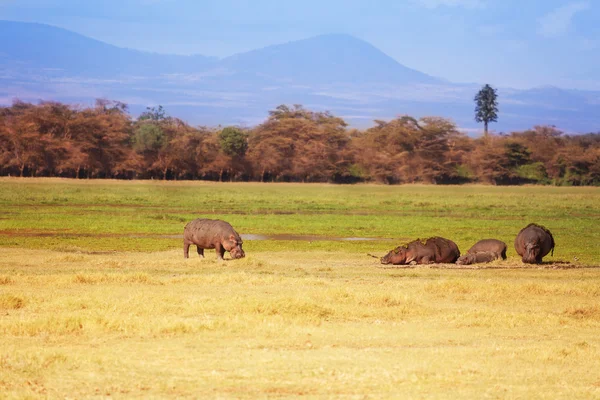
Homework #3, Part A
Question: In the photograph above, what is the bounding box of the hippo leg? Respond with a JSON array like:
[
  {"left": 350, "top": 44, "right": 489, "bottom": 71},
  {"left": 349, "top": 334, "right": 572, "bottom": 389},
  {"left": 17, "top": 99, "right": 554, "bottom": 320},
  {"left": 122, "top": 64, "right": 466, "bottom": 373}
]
[
  {"left": 184, "top": 242, "right": 191, "bottom": 259},
  {"left": 500, "top": 248, "right": 507, "bottom": 260},
  {"left": 420, "top": 256, "right": 434, "bottom": 264},
  {"left": 197, "top": 247, "right": 205, "bottom": 258},
  {"left": 215, "top": 244, "right": 225, "bottom": 260}
]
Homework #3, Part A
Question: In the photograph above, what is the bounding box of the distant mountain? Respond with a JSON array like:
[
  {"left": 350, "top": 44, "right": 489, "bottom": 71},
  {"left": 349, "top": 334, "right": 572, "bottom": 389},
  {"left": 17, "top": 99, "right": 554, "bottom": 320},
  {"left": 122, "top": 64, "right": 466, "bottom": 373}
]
[
  {"left": 219, "top": 34, "right": 441, "bottom": 85},
  {"left": 0, "top": 20, "right": 217, "bottom": 76},
  {"left": 1, "top": 20, "right": 599, "bottom": 133}
]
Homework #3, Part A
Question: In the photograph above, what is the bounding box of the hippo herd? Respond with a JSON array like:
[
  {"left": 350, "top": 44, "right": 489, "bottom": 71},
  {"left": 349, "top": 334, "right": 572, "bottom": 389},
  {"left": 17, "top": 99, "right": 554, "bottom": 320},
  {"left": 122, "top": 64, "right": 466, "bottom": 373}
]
[
  {"left": 183, "top": 218, "right": 555, "bottom": 266},
  {"left": 380, "top": 237, "right": 506, "bottom": 266},
  {"left": 380, "top": 223, "right": 555, "bottom": 266}
]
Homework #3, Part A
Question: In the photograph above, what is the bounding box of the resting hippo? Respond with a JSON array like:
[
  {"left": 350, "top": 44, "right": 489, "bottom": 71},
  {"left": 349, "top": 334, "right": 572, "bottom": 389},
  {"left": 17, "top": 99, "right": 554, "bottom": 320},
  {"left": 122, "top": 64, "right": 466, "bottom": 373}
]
[
  {"left": 456, "top": 239, "right": 507, "bottom": 265},
  {"left": 514, "top": 223, "right": 555, "bottom": 264},
  {"left": 183, "top": 218, "right": 245, "bottom": 260},
  {"left": 381, "top": 237, "right": 460, "bottom": 265},
  {"left": 466, "top": 239, "right": 507, "bottom": 260},
  {"left": 456, "top": 251, "right": 500, "bottom": 265}
]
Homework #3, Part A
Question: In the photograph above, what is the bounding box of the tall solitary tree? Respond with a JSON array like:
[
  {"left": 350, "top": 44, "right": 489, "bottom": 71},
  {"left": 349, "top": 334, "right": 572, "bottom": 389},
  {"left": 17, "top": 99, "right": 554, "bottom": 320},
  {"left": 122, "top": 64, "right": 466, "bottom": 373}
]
[{"left": 474, "top": 84, "right": 499, "bottom": 137}]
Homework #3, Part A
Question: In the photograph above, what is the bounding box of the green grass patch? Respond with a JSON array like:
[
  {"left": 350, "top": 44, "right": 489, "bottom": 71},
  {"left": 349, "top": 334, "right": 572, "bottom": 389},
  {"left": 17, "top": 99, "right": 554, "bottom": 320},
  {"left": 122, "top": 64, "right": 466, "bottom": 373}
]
[{"left": 0, "top": 178, "right": 599, "bottom": 264}]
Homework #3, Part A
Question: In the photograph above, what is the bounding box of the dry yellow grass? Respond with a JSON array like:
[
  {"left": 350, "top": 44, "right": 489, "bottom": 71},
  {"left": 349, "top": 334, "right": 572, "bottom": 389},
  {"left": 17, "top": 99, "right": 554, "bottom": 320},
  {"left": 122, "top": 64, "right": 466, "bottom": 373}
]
[{"left": 1, "top": 248, "right": 600, "bottom": 399}]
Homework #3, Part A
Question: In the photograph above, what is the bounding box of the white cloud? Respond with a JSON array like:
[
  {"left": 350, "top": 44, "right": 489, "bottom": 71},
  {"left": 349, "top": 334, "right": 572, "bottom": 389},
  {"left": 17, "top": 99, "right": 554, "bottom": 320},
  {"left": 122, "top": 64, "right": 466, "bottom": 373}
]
[
  {"left": 412, "top": 0, "right": 486, "bottom": 8},
  {"left": 537, "top": 1, "right": 590, "bottom": 38}
]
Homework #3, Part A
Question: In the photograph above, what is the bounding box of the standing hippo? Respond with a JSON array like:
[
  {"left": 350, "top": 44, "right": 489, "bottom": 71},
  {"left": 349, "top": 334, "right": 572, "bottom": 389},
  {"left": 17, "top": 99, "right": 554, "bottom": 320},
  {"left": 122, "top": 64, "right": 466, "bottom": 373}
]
[
  {"left": 456, "top": 251, "right": 500, "bottom": 265},
  {"left": 514, "top": 223, "right": 555, "bottom": 264},
  {"left": 380, "top": 237, "right": 460, "bottom": 265},
  {"left": 456, "top": 239, "right": 507, "bottom": 265},
  {"left": 183, "top": 218, "right": 245, "bottom": 260}
]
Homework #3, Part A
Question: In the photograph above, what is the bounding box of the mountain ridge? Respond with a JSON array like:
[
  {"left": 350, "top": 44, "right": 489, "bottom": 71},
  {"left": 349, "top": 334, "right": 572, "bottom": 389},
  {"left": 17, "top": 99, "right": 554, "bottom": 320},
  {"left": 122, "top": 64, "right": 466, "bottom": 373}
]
[{"left": 1, "top": 20, "right": 599, "bottom": 133}]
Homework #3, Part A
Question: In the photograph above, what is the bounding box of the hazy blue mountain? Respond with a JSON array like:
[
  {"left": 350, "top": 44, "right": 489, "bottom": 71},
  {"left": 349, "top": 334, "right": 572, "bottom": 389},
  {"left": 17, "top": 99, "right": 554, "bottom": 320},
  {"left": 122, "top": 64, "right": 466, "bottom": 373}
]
[
  {"left": 218, "top": 34, "right": 441, "bottom": 85},
  {"left": 0, "top": 20, "right": 216, "bottom": 76},
  {"left": 1, "top": 20, "right": 598, "bottom": 133}
]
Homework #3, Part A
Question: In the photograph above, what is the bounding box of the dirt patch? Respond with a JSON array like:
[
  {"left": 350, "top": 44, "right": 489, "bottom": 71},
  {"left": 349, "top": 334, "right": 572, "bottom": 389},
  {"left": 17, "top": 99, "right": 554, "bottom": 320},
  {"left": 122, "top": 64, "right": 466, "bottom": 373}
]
[{"left": 376, "top": 262, "right": 600, "bottom": 270}]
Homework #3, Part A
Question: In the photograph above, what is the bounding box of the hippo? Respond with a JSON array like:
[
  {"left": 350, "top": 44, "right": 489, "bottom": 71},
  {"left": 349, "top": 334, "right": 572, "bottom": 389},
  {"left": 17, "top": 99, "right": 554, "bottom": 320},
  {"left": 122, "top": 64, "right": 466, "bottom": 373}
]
[
  {"left": 456, "top": 251, "right": 500, "bottom": 265},
  {"left": 183, "top": 218, "right": 245, "bottom": 260},
  {"left": 514, "top": 223, "right": 555, "bottom": 264},
  {"left": 466, "top": 239, "right": 507, "bottom": 260},
  {"left": 380, "top": 237, "right": 460, "bottom": 265},
  {"left": 456, "top": 239, "right": 507, "bottom": 265}
]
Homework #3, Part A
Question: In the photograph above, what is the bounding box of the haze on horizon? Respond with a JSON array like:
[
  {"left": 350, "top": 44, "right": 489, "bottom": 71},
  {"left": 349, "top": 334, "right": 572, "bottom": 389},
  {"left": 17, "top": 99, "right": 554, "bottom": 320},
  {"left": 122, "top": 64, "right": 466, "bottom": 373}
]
[{"left": 1, "top": 0, "right": 599, "bottom": 90}]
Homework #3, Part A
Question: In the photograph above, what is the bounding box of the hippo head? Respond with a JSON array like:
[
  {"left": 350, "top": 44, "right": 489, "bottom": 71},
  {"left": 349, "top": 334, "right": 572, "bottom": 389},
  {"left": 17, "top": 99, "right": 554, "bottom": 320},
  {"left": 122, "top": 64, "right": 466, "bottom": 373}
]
[
  {"left": 224, "top": 234, "right": 245, "bottom": 259},
  {"left": 456, "top": 254, "right": 472, "bottom": 265},
  {"left": 380, "top": 247, "right": 407, "bottom": 265},
  {"left": 229, "top": 245, "right": 245, "bottom": 259},
  {"left": 522, "top": 243, "right": 539, "bottom": 264}
]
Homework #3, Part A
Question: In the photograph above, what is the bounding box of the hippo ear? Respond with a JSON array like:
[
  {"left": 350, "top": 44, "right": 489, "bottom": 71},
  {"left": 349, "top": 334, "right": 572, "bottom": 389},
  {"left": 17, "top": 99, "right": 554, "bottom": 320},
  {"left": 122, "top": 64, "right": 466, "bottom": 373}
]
[{"left": 229, "top": 234, "right": 237, "bottom": 243}]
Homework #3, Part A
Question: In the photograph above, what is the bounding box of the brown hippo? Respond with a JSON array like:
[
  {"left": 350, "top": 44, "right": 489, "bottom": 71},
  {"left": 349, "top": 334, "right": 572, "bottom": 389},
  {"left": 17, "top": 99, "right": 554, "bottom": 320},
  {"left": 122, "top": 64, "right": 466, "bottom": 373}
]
[
  {"left": 466, "top": 239, "right": 507, "bottom": 260},
  {"left": 456, "top": 239, "right": 507, "bottom": 265},
  {"left": 514, "top": 223, "right": 555, "bottom": 264},
  {"left": 456, "top": 251, "right": 500, "bottom": 265},
  {"left": 381, "top": 237, "right": 460, "bottom": 265},
  {"left": 183, "top": 218, "right": 245, "bottom": 260}
]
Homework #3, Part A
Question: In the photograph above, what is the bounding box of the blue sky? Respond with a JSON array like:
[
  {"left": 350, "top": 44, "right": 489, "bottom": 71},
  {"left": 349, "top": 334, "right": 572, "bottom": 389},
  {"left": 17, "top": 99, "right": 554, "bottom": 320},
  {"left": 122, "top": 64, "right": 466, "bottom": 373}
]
[{"left": 1, "top": 0, "right": 598, "bottom": 89}]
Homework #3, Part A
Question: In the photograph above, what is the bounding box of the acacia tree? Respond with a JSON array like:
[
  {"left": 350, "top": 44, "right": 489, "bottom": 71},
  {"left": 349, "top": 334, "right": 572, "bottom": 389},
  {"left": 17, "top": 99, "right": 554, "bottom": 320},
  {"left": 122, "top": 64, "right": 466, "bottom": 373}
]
[
  {"left": 248, "top": 105, "right": 351, "bottom": 182},
  {"left": 353, "top": 116, "right": 427, "bottom": 184},
  {"left": 474, "top": 84, "right": 499, "bottom": 137}
]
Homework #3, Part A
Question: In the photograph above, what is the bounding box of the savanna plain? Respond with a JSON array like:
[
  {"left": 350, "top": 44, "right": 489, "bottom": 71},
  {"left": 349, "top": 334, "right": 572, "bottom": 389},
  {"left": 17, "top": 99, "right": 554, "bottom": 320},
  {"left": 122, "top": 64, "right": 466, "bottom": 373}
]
[{"left": 1, "top": 178, "right": 599, "bottom": 399}]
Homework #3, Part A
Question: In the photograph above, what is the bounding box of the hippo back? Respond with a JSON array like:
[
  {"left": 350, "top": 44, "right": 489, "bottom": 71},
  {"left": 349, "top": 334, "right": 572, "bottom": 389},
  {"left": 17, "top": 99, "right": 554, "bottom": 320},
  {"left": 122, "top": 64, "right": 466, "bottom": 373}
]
[
  {"left": 428, "top": 237, "right": 461, "bottom": 263},
  {"left": 467, "top": 239, "right": 507, "bottom": 260},
  {"left": 184, "top": 218, "right": 242, "bottom": 246},
  {"left": 381, "top": 237, "right": 460, "bottom": 265}
]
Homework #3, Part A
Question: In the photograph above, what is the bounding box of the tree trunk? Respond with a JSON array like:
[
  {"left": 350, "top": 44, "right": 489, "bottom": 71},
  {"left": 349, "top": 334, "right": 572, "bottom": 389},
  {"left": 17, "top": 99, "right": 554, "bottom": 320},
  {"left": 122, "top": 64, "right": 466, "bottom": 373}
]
[
  {"left": 163, "top": 167, "right": 168, "bottom": 180},
  {"left": 484, "top": 121, "right": 489, "bottom": 137}
]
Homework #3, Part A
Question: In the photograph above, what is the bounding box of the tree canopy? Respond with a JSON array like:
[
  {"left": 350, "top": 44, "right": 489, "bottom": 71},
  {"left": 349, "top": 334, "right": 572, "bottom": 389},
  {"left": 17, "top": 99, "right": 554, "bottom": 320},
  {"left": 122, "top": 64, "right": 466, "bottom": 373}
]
[{"left": 1, "top": 99, "right": 598, "bottom": 185}]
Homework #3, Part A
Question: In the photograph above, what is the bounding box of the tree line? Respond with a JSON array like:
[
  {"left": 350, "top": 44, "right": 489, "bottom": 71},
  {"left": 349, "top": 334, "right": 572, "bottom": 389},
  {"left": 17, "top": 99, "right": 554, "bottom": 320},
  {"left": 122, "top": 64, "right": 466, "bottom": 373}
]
[{"left": 1, "top": 99, "right": 598, "bottom": 185}]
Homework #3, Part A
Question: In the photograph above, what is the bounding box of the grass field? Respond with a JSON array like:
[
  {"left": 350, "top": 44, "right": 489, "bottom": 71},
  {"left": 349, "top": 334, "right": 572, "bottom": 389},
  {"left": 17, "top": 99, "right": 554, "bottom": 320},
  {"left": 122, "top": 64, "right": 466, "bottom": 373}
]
[{"left": 1, "top": 178, "right": 599, "bottom": 398}]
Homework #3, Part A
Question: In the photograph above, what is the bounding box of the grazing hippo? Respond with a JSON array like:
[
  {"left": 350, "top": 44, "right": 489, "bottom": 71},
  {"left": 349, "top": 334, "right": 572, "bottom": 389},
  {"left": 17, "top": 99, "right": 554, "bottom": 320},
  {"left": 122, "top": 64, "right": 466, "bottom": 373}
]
[
  {"left": 380, "top": 237, "right": 460, "bottom": 265},
  {"left": 456, "top": 251, "right": 500, "bottom": 265},
  {"left": 514, "top": 223, "right": 555, "bottom": 264},
  {"left": 183, "top": 218, "right": 245, "bottom": 260},
  {"left": 466, "top": 239, "right": 507, "bottom": 260}
]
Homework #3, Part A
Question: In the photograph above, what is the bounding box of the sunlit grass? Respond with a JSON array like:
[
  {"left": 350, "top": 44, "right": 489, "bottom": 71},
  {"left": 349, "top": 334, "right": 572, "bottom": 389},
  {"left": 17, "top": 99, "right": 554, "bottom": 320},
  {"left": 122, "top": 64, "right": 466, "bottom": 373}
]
[
  {"left": 1, "top": 249, "right": 600, "bottom": 398},
  {"left": 1, "top": 178, "right": 599, "bottom": 397}
]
